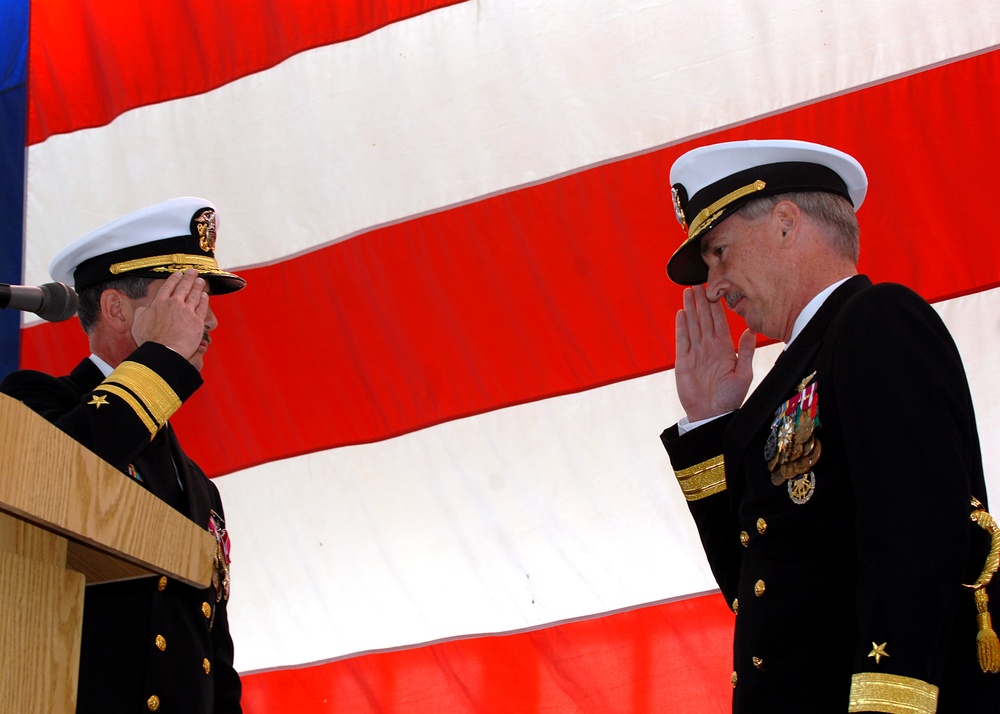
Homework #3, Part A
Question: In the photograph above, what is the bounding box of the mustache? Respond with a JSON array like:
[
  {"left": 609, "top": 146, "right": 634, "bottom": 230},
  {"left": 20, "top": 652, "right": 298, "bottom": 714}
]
[{"left": 725, "top": 291, "right": 744, "bottom": 310}]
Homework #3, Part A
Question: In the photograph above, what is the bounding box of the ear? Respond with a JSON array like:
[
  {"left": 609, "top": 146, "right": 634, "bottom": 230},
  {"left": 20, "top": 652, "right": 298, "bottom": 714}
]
[
  {"left": 99, "top": 289, "right": 132, "bottom": 335},
  {"left": 772, "top": 200, "right": 802, "bottom": 245}
]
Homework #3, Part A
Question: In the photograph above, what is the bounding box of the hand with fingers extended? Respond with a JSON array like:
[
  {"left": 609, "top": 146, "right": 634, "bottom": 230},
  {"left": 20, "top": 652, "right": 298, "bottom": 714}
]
[
  {"left": 131, "top": 269, "right": 211, "bottom": 361},
  {"left": 674, "top": 284, "right": 757, "bottom": 422}
]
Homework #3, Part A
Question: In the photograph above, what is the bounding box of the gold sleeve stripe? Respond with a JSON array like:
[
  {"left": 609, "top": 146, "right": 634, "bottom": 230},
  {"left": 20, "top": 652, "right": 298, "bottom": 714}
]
[
  {"left": 674, "top": 455, "right": 726, "bottom": 501},
  {"left": 848, "top": 672, "right": 939, "bottom": 714},
  {"left": 95, "top": 384, "right": 159, "bottom": 439},
  {"left": 106, "top": 361, "right": 182, "bottom": 426}
]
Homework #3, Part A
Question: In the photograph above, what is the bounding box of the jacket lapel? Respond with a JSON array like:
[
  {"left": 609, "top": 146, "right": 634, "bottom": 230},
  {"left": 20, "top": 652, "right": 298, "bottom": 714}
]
[{"left": 165, "top": 424, "right": 211, "bottom": 527}]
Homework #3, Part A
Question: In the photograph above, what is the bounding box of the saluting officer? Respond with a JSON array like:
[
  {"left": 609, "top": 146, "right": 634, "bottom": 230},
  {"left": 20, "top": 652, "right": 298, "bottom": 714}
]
[
  {"left": 659, "top": 140, "right": 999, "bottom": 713},
  {"left": 1, "top": 197, "right": 244, "bottom": 713}
]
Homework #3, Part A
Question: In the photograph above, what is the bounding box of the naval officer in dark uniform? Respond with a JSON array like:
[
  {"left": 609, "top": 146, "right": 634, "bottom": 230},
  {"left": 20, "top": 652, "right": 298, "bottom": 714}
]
[
  {"left": 1, "top": 197, "right": 244, "bottom": 712},
  {"left": 658, "top": 140, "right": 999, "bottom": 713}
]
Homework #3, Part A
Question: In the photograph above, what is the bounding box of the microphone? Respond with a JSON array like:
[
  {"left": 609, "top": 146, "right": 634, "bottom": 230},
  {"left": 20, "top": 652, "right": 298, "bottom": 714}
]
[{"left": 0, "top": 282, "right": 79, "bottom": 322}]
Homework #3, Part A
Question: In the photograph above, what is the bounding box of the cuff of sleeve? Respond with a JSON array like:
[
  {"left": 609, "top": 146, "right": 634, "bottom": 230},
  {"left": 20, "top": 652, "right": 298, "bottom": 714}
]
[
  {"left": 129, "top": 342, "right": 203, "bottom": 402},
  {"left": 674, "top": 455, "right": 727, "bottom": 501},
  {"left": 848, "top": 672, "right": 939, "bottom": 714},
  {"left": 93, "top": 343, "right": 202, "bottom": 437},
  {"left": 677, "top": 411, "right": 731, "bottom": 436},
  {"left": 661, "top": 413, "right": 732, "bottom": 501}
]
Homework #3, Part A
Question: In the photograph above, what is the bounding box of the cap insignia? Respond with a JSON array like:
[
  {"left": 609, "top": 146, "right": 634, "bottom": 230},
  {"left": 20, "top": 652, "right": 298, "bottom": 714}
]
[
  {"left": 192, "top": 208, "right": 217, "bottom": 253},
  {"left": 671, "top": 185, "right": 688, "bottom": 231}
]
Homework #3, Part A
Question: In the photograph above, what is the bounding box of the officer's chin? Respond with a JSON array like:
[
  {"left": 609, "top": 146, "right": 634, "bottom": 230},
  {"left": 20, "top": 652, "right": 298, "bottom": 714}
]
[{"left": 190, "top": 346, "right": 208, "bottom": 372}]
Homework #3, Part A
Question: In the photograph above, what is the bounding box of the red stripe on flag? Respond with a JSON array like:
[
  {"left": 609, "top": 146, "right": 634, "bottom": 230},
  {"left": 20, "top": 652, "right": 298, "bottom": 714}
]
[
  {"left": 27, "top": 0, "right": 468, "bottom": 144},
  {"left": 20, "top": 50, "right": 1000, "bottom": 477},
  {"left": 239, "top": 593, "right": 735, "bottom": 714}
]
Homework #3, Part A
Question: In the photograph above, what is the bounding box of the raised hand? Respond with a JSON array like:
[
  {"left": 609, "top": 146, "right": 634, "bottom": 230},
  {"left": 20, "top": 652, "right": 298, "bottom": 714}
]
[
  {"left": 674, "top": 284, "right": 756, "bottom": 422},
  {"left": 131, "top": 269, "right": 210, "bottom": 360}
]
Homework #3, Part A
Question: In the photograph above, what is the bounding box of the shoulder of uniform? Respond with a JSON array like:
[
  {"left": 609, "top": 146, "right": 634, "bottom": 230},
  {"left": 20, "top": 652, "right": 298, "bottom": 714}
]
[{"left": 0, "top": 368, "right": 62, "bottom": 395}]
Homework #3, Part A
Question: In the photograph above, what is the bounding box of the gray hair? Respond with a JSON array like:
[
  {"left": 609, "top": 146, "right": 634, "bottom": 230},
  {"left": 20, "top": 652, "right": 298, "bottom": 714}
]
[
  {"left": 734, "top": 191, "right": 860, "bottom": 262},
  {"left": 76, "top": 276, "right": 155, "bottom": 334}
]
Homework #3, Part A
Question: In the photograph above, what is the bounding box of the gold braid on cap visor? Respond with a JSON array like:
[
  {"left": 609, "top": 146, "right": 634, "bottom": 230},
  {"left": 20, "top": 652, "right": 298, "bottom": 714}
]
[
  {"left": 109, "top": 253, "right": 223, "bottom": 276},
  {"left": 687, "top": 180, "right": 767, "bottom": 240}
]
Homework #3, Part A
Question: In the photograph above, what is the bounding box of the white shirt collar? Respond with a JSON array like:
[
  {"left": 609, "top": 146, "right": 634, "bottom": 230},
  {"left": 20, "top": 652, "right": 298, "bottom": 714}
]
[
  {"left": 89, "top": 353, "right": 114, "bottom": 377},
  {"left": 785, "top": 277, "right": 851, "bottom": 348}
]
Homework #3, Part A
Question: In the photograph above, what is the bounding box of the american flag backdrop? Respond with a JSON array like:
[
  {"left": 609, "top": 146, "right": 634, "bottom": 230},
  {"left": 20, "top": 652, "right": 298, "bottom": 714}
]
[{"left": 3, "top": 2, "right": 1000, "bottom": 711}]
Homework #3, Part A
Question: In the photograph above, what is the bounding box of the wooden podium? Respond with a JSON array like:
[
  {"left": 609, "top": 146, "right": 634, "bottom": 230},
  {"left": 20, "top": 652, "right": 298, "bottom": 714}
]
[{"left": 0, "top": 393, "right": 216, "bottom": 713}]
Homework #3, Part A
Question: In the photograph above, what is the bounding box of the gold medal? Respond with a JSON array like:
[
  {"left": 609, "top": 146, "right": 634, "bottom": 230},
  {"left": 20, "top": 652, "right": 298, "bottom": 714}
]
[{"left": 796, "top": 414, "right": 814, "bottom": 442}]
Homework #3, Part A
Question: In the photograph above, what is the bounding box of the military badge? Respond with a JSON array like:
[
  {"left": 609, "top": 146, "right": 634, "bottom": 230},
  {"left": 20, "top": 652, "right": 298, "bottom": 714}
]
[
  {"left": 192, "top": 208, "right": 217, "bottom": 253},
  {"left": 766, "top": 372, "right": 821, "bottom": 503},
  {"left": 787, "top": 471, "right": 816, "bottom": 504},
  {"left": 208, "top": 510, "right": 231, "bottom": 629},
  {"left": 671, "top": 184, "right": 688, "bottom": 230}
]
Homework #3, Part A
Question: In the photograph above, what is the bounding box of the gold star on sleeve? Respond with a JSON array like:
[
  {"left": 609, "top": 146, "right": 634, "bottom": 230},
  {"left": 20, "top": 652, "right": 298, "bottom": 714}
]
[
  {"left": 87, "top": 394, "right": 109, "bottom": 409},
  {"left": 868, "top": 642, "right": 890, "bottom": 665}
]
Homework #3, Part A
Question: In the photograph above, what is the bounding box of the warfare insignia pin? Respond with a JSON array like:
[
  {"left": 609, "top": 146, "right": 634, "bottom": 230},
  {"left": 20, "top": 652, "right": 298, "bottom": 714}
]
[{"left": 787, "top": 471, "right": 816, "bottom": 504}]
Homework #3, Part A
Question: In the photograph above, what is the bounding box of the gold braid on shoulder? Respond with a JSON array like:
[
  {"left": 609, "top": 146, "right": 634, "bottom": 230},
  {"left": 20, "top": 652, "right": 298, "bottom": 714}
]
[{"left": 965, "top": 497, "right": 1000, "bottom": 673}]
